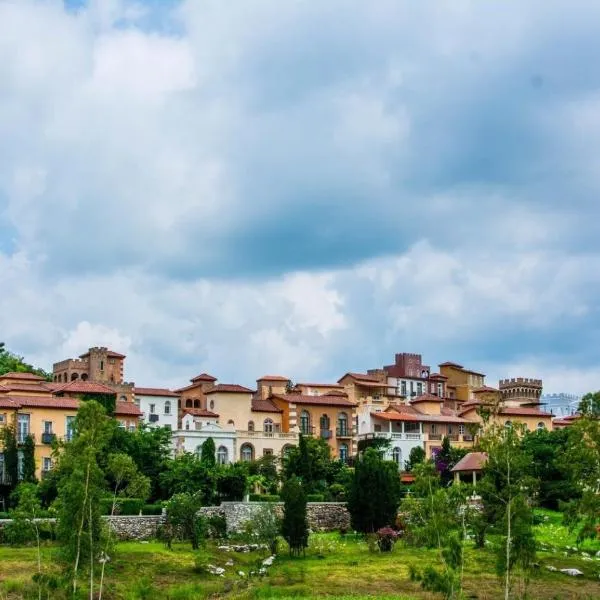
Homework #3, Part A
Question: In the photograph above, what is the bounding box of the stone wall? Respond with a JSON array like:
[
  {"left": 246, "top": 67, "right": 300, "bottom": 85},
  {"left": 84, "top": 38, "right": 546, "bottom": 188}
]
[{"left": 200, "top": 502, "right": 350, "bottom": 533}]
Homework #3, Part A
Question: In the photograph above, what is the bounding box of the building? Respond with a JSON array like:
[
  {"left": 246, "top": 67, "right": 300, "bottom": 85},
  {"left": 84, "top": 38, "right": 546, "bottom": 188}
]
[
  {"left": 499, "top": 378, "right": 543, "bottom": 407},
  {"left": 134, "top": 387, "right": 179, "bottom": 430},
  {"left": 52, "top": 347, "right": 135, "bottom": 403},
  {"left": 542, "top": 393, "right": 581, "bottom": 417},
  {"left": 175, "top": 372, "right": 218, "bottom": 421},
  {"left": 382, "top": 353, "right": 449, "bottom": 400},
  {"left": 438, "top": 361, "right": 486, "bottom": 404}
]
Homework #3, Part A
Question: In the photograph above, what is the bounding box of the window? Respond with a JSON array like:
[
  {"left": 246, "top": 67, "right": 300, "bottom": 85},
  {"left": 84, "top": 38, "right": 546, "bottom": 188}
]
[
  {"left": 319, "top": 414, "right": 330, "bottom": 431},
  {"left": 0, "top": 414, "right": 4, "bottom": 424},
  {"left": 227, "top": 419, "right": 235, "bottom": 427},
  {"left": 217, "top": 446, "right": 228, "bottom": 464},
  {"left": 240, "top": 443, "right": 254, "bottom": 462},
  {"left": 263, "top": 449, "right": 273, "bottom": 456},
  {"left": 100, "top": 360, "right": 104, "bottom": 371},
  {"left": 405, "top": 422, "right": 420, "bottom": 433},
  {"left": 410, "top": 381, "right": 414, "bottom": 395},
  {"left": 248, "top": 420, "right": 255, "bottom": 432},
  {"left": 0, "top": 454, "right": 4, "bottom": 484},
  {"left": 185, "top": 420, "right": 190, "bottom": 430},
  {"left": 150, "top": 404, "right": 156, "bottom": 414},
  {"left": 194, "top": 399, "right": 201, "bottom": 408},
  {"left": 17, "top": 414, "right": 30, "bottom": 443},
  {"left": 337, "top": 412, "right": 348, "bottom": 436},
  {"left": 392, "top": 447, "right": 402, "bottom": 466},
  {"left": 374, "top": 424, "right": 382, "bottom": 432},
  {"left": 437, "top": 383, "right": 443, "bottom": 397},
  {"left": 42, "top": 457, "right": 52, "bottom": 472},
  {"left": 186, "top": 399, "right": 193, "bottom": 408},
  {"left": 401, "top": 381, "right": 407, "bottom": 396},
  {"left": 282, "top": 444, "right": 294, "bottom": 457},
  {"left": 66, "top": 416, "right": 75, "bottom": 441},
  {"left": 210, "top": 400, "right": 215, "bottom": 410},
  {"left": 164, "top": 401, "right": 171, "bottom": 415},
  {"left": 339, "top": 443, "right": 349, "bottom": 463},
  {"left": 430, "top": 424, "right": 438, "bottom": 434},
  {"left": 537, "top": 422, "right": 546, "bottom": 431},
  {"left": 448, "top": 425, "right": 453, "bottom": 435},
  {"left": 300, "top": 410, "right": 311, "bottom": 435},
  {"left": 264, "top": 418, "right": 273, "bottom": 433},
  {"left": 459, "top": 425, "right": 465, "bottom": 435},
  {"left": 44, "top": 421, "right": 53, "bottom": 434},
  {"left": 109, "top": 358, "right": 115, "bottom": 365},
  {"left": 417, "top": 382, "right": 423, "bottom": 395},
  {"left": 505, "top": 421, "right": 513, "bottom": 429}
]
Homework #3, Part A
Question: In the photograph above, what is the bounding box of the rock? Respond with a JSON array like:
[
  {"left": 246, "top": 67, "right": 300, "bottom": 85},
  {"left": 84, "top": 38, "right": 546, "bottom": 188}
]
[
  {"left": 560, "top": 569, "right": 583, "bottom": 576},
  {"left": 546, "top": 566, "right": 557, "bottom": 572}
]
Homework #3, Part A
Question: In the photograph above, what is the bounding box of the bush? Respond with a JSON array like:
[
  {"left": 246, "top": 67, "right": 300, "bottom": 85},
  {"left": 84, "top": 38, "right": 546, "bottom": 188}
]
[
  {"left": 376, "top": 527, "right": 399, "bottom": 552},
  {"left": 249, "top": 494, "right": 280, "bottom": 502},
  {"left": 141, "top": 503, "right": 164, "bottom": 516},
  {"left": 0, "top": 512, "right": 10, "bottom": 519},
  {"left": 327, "top": 484, "right": 346, "bottom": 501},
  {"left": 306, "top": 494, "right": 325, "bottom": 502},
  {"left": 206, "top": 514, "right": 227, "bottom": 539},
  {"left": 100, "top": 497, "right": 145, "bottom": 515}
]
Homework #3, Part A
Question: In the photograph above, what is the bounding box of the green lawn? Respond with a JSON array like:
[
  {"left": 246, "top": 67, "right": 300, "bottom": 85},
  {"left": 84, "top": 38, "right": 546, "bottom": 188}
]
[{"left": 0, "top": 524, "right": 599, "bottom": 599}]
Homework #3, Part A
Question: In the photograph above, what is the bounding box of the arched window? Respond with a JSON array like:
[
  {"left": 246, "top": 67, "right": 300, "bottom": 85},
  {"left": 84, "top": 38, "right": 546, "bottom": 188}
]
[
  {"left": 217, "top": 446, "right": 228, "bottom": 465},
  {"left": 504, "top": 420, "right": 513, "bottom": 429},
  {"left": 185, "top": 420, "right": 190, "bottom": 430},
  {"left": 193, "top": 399, "right": 201, "bottom": 408},
  {"left": 164, "top": 401, "right": 171, "bottom": 415},
  {"left": 537, "top": 421, "right": 545, "bottom": 431},
  {"left": 248, "top": 420, "right": 255, "bottom": 432},
  {"left": 186, "top": 399, "right": 193, "bottom": 408},
  {"left": 120, "top": 395, "right": 127, "bottom": 402},
  {"left": 264, "top": 418, "right": 273, "bottom": 433},
  {"left": 81, "top": 373, "right": 88, "bottom": 381},
  {"left": 337, "top": 412, "right": 348, "bottom": 436},
  {"left": 339, "top": 443, "right": 349, "bottom": 464},
  {"left": 392, "top": 447, "right": 402, "bottom": 467},
  {"left": 282, "top": 444, "right": 294, "bottom": 457},
  {"left": 209, "top": 400, "right": 215, "bottom": 410},
  {"left": 320, "top": 414, "right": 330, "bottom": 431},
  {"left": 240, "top": 443, "right": 254, "bottom": 462},
  {"left": 300, "top": 410, "right": 311, "bottom": 435},
  {"left": 227, "top": 419, "right": 235, "bottom": 427},
  {"left": 71, "top": 373, "right": 78, "bottom": 381}
]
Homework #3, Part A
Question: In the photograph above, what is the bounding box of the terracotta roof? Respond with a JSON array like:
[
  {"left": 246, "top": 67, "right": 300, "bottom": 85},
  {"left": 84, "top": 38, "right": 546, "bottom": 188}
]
[
  {"left": 0, "top": 382, "right": 52, "bottom": 393},
  {"left": 53, "top": 381, "right": 117, "bottom": 395},
  {"left": 134, "top": 387, "right": 179, "bottom": 398},
  {"left": 3, "top": 395, "right": 80, "bottom": 410},
  {"left": 338, "top": 372, "right": 383, "bottom": 384},
  {"left": 428, "top": 373, "right": 448, "bottom": 380},
  {"left": 182, "top": 408, "right": 219, "bottom": 418},
  {"left": 499, "top": 407, "right": 553, "bottom": 417},
  {"left": 114, "top": 401, "right": 142, "bottom": 416},
  {"left": 297, "top": 382, "right": 344, "bottom": 389},
  {"left": 411, "top": 393, "right": 444, "bottom": 404},
  {"left": 439, "top": 361, "right": 464, "bottom": 368},
  {"left": 79, "top": 349, "right": 125, "bottom": 359},
  {"left": 251, "top": 398, "right": 283, "bottom": 413},
  {"left": 0, "top": 371, "right": 46, "bottom": 381},
  {"left": 191, "top": 373, "right": 217, "bottom": 383},
  {"left": 174, "top": 383, "right": 199, "bottom": 393},
  {"left": 451, "top": 452, "right": 488, "bottom": 473},
  {"left": 373, "top": 404, "right": 472, "bottom": 424},
  {"left": 205, "top": 384, "right": 253, "bottom": 394},
  {"left": 273, "top": 393, "right": 355, "bottom": 408},
  {"left": 0, "top": 397, "right": 18, "bottom": 408},
  {"left": 473, "top": 386, "right": 499, "bottom": 393},
  {"left": 257, "top": 375, "right": 289, "bottom": 382}
]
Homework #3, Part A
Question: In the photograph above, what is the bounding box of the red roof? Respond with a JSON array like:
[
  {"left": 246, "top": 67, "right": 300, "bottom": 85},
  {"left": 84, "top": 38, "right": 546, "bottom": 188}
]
[
  {"left": 499, "top": 407, "right": 553, "bottom": 417},
  {"left": 297, "top": 382, "right": 344, "bottom": 389},
  {"left": 174, "top": 383, "right": 199, "bottom": 393},
  {"left": 2, "top": 395, "right": 80, "bottom": 410},
  {"left": 0, "top": 372, "right": 46, "bottom": 381},
  {"left": 54, "top": 381, "right": 116, "bottom": 395},
  {"left": 428, "top": 373, "right": 448, "bottom": 380},
  {"left": 0, "top": 382, "right": 52, "bottom": 393},
  {"left": 274, "top": 393, "right": 355, "bottom": 408},
  {"left": 205, "top": 384, "right": 253, "bottom": 394},
  {"left": 338, "top": 372, "right": 383, "bottom": 384},
  {"left": 182, "top": 408, "right": 219, "bottom": 418},
  {"left": 134, "top": 387, "right": 179, "bottom": 398},
  {"left": 473, "top": 386, "right": 499, "bottom": 393},
  {"left": 191, "top": 373, "right": 217, "bottom": 383},
  {"left": 114, "top": 401, "right": 142, "bottom": 416},
  {"left": 451, "top": 452, "right": 488, "bottom": 473},
  {"left": 411, "top": 393, "right": 444, "bottom": 404},
  {"left": 0, "top": 397, "right": 18, "bottom": 408},
  {"left": 251, "top": 398, "right": 283, "bottom": 413},
  {"left": 79, "top": 349, "right": 125, "bottom": 359},
  {"left": 257, "top": 375, "right": 289, "bottom": 382},
  {"left": 439, "top": 361, "right": 464, "bottom": 369}
]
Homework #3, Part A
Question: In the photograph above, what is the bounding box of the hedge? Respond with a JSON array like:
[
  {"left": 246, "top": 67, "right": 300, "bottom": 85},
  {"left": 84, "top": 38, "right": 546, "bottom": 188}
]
[
  {"left": 306, "top": 494, "right": 325, "bottom": 502},
  {"left": 100, "top": 497, "right": 145, "bottom": 516},
  {"left": 248, "top": 494, "right": 280, "bottom": 502},
  {"left": 141, "top": 504, "right": 164, "bottom": 516}
]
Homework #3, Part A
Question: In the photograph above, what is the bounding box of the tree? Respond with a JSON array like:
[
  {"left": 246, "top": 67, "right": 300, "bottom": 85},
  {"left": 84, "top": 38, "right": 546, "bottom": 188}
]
[
  {"left": 283, "top": 434, "right": 331, "bottom": 493},
  {"left": 405, "top": 446, "right": 426, "bottom": 472},
  {"left": 22, "top": 435, "right": 37, "bottom": 484},
  {"left": 1, "top": 425, "right": 19, "bottom": 498},
  {"left": 280, "top": 476, "right": 308, "bottom": 557},
  {"left": 200, "top": 437, "right": 216, "bottom": 468},
  {"left": 0, "top": 343, "right": 50, "bottom": 379},
  {"left": 217, "top": 463, "right": 248, "bottom": 501},
  {"left": 81, "top": 393, "right": 116, "bottom": 416},
  {"left": 165, "top": 492, "right": 205, "bottom": 550},
  {"left": 347, "top": 448, "right": 402, "bottom": 533},
  {"left": 56, "top": 400, "right": 111, "bottom": 596},
  {"left": 244, "top": 503, "right": 281, "bottom": 555},
  {"left": 434, "top": 437, "right": 468, "bottom": 487}
]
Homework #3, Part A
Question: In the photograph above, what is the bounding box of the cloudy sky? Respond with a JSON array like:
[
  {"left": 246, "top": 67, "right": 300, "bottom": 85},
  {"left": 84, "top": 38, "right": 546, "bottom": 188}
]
[{"left": 1, "top": 0, "right": 599, "bottom": 394}]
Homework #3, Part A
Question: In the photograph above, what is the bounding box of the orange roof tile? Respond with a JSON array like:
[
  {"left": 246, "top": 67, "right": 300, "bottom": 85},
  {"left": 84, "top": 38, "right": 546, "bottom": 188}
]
[
  {"left": 473, "top": 386, "right": 499, "bottom": 393},
  {"left": 451, "top": 452, "right": 488, "bottom": 472},
  {"left": 274, "top": 394, "right": 355, "bottom": 408},
  {"left": 0, "top": 372, "right": 46, "bottom": 381},
  {"left": 257, "top": 375, "right": 289, "bottom": 382},
  {"left": 53, "top": 381, "right": 117, "bottom": 395},
  {"left": 499, "top": 407, "right": 553, "bottom": 417},
  {"left": 251, "top": 398, "right": 283, "bottom": 413},
  {"left": 3, "top": 395, "right": 80, "bottom": 410},
  {"left": 114, "top": 401, "right": 142, "bottom": 416},
  {"left": 79, "top": 349, "right": 125, "bottom": 359},
  {"left": 411, "top": 393, "right": 444, "bottom": 404},
  {"left": 297, "top": 382, "right": 344, "bottom": 389},
  {"left": 0, "top": 382, "right": 52, "bottom": 393},
  {"left": 205, "top": 384, "right": 253, "bottom": 394},
  {"left": 134, "top": 387, "right": 179, "bottom": 398},
  {"left": 191, "top": 373, "right": 217, "bottom": 383},
  {"left": 182, "top": 408, "right": 219, "bottom": 418}
]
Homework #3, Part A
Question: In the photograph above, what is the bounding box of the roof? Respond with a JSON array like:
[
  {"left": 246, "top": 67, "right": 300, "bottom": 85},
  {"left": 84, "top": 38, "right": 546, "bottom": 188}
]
[
  {"left": 428, "top": 373, "right": 448, "bottom": 380},
  {"left": 297, "top": 382, "right": 344, "bottom": 389},
  {"left": 439, "top": 361, "right": 464, "bottom": 369},
  {"left": 134, "top": 387, "right": 179, "bottom": 398},
  {"left": 371, "top": 404, "right": 472, "bottom": 424},
  {"left": 53, "top": 381, "right": 117, "bottom": 395},
  {"left": 79, "top": 349, "right": 126, "bottom": 359},
  {"left": 205, "top": 384, "right": 254, "bottom": 394},
  {"left": 2, "top": 395, "right": 80, "bottom": 410},
  {"left": 182, "top": 408, "right": 219, "bottom": 418},
  {"left": 273, "top": 393, "right": 355, "bottom": 408},
  {"left": 190, "top": 373, "right": 217, "bottom": 383},
  {"left": 114, "top": 401, "right": 142, "bottom": 416},
  {"left": 174, "top": 383, "right": 199, "bottom": 393},
  {"left": 257, "top": 375, "right": 289, "bottom": 382},
  {"left": 499, "top": 407, "right": 553, "bottom": 417},
  {"left": 451, "top": 452, "right": 488, "bottom": 473},
  {"left": 0, "top": 397, "right": 18, "bottom": 408},
  {"left": 251, "top": 398, "right": 283, "bottom": 413},
  {"left": 411, "top": 393, "right": 444, "bottom": 404},
  {"left": 338, "top": 372, "right": 384, "bottom": 384},
  {"left": 0, "top": 371, "right": 46, "bottom": 381},
  {"left": 0, "top": 382, "right": 52, "bottom": 393},
  {"left": 473, "top": 386, "right": 499, "bottom": 393}
]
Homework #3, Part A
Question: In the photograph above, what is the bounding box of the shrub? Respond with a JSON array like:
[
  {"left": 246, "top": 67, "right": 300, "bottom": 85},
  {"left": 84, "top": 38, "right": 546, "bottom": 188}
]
[
  {"left": 249, "top": 494, "right": 280, "bottom": 502},
  {"left": 306, "top": 494, "right": 325, "bottom": 502},
  {"left": 327, "top": 483, "right": 346, "bottom": 502},
  {"left": 281, "top": 477, "right": 308, "bottom": 557},
  {"left": 100, "top": 497, "right": 145, "bottom": 515},
  {"left": 165, "top": 492, "right": 205, "bottom": 550},
  {"left": 206, "top": 514, "right": 227, "bottom": 539},
  {"left": 0, "top": 512, "right": 9, "bottom": 519},
  {"left": 376, "top": 527, "right": 399, "bottom": 552},
  {"left": 141, "top": 503, "right": 164, "bottom": 516},
  {"left": 243, "top": 504, "right": 280, "bottom": 554}
]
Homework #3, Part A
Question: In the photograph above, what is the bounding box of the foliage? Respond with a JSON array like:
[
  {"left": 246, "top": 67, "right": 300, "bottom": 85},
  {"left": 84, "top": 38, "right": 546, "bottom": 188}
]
[
  {"left": 376, "top": 527, "right": 399, "bottom": 552},
  {"left": 280, "top": 476, "right": 309, "bottom": 556},
  {"left": 165, "top": 492, "right": 205, "bottom": 550},
  {"left": 1, "top": 425, "right": 18, "bottom": 498},
  {"left": 159, "top": 453, "right": 218, "bottom": 505},
  {"left": 248, "top": 454, "right": 280, "bottom": 494},
  {"left": 434, "top": 436, "right": 468, "bottom": 486},
  {"left": 21, "top": 435, "right": 37, "bottom": 484},
  {"left": 217, "top": 463, "right": 248, "bottom": 501},
  {"left": 244, "top": 504, "right": 281, "bottom": 554},
  {"left": 206, "top": 514, "right": 227, "bottom": 539},
  {"left": 0, "top": 342, "right": 50, "bottom": 379},
  {"left": 283, "top": 435, "right": 331, "bottom": 494},
  {"left": 200, "top": 437, "right": 216, "bottom": 468},
  {"left": 347, "top": 448, "right": 401, "bottom": 533},
  {"left": 405, "top": 446, "right": 426, "bottom": 472},
  {"left": 141, "top": 503, "right": 164, "bottom": 516},
  {"left": 249, "top": 493, "right": 279, "bottom": 502},
  {"left": 80, "top": 392, "right": 117, "bottom": 416}
]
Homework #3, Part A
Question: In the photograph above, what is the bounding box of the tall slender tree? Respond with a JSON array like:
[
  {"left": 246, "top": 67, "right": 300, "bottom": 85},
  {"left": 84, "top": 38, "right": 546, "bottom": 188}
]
[
  {"left": 22, "top": 435, "right": 37, "bottom": 483},
  {"left": 200, "top": 437, "right": 216, "bottom": 468},
  {"left": 280, "top": 476, "right": 308, "bottom": 556}
]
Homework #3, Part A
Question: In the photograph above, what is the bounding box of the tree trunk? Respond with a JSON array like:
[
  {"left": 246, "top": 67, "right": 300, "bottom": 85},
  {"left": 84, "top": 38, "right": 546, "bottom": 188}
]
[{"left": 73, "top": 458, "right": 92, "bottom": 595}]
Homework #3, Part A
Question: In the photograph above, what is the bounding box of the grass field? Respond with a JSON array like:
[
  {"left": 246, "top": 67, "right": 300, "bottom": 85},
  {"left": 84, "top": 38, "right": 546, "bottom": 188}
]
[{"left": 0, "top": 512, "right": 599, "bottom": 599}]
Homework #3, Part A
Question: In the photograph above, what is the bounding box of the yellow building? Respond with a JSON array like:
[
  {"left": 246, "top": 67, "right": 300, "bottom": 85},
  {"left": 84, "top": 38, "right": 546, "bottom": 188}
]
[{"left": 439, "top": 362, "right": 486, "bottom": 404}]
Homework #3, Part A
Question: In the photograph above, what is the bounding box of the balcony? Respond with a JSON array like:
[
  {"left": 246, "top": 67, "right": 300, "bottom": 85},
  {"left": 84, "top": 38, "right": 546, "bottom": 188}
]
[
  {"left": 446, "top": 434, "right": 459, "bottom": 442},
  {"left": 299, "top": 426, "right": 315, "bottom": 436},
  {"left": 358, "top": 432, "right": 423, "bottom": 442},
  {"left": 41, "top": 432, "right": 56, "bottom": 444},
  {"left": 237, "top": 430, "right": 298, "bottom": 440},
  {"left": 336, "top": 427, "right": 352, "bottom": 439},
  {"left": 428, "top": 433, "right": 443, "bottom": 441},
  {"left": 17, "top": 432, "right": 33, "bottom": 444},
  {"left": 320, "top": 429, "right": 332, "bottom": 440},
  {"left": 149, "top": 414, "right": 159, "bottom": 423}
]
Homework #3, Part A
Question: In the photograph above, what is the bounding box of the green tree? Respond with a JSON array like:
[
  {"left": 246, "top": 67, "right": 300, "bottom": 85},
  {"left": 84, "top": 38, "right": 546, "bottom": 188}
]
[
  {"left": 1, "top": 425, "right": 19, "bottom": 497},
  {"left": 280, "top": 476, "right": 308, "bottom": 556},
  {"left": 217, "top": 463, "right": 248, "bottom": 501},
  {"left": 159, "top": 453, "right": 218, "bottom": 505},
  {"left": 164, "top": 492, "right": 205, "bottom": 550},
  {"left": 22, "top": 434, "right": 37, "bottom": 483},
  {"left": 283, "top": 434, "right": 331, "bottom": 493},
  {"left": 56, "top": 400, "right": 111, "bottom": 596},
  {"left": 200, "top": 437, "right": 216, "bottom": 468},
  {"left": 81, "top": 392, "right": 116, "bottom": 416},
  {"left": 0, "top": 343, "right": 50, "bottom": 379},
  {"left": 406, "top": 446, "right": 426, "bottom": 472},
  {"left": 347, "top": 448, "right": 402, "bottom": 533},
  {"left": 244, "top": 503, "right": 281, "bottom": 555},
  {"left": 434, "top": 437, "right": 468, "bottom": 487}
]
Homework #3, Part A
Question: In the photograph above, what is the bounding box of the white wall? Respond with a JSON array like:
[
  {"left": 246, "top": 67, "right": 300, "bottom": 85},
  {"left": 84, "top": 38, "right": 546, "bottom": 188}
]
[
  {"left": 136, "top": 394, "right": 178, "bottom": 431},
  {"left": 172, "top": 422, "right": 236, "bottom": 464}
]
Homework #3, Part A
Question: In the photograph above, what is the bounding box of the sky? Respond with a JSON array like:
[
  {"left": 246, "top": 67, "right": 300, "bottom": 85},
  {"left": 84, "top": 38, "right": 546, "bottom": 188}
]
[{"left": 1, "top": 0, "right": 600, "bottom": 394}]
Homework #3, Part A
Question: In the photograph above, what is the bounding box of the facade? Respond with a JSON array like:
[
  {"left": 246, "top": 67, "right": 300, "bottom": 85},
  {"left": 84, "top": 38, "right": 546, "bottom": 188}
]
[
  {"left": 173, "top": 417, "right": 236, "bottom": 464},
  {"left": 499, "top": 378, "right": 543, "bottom": 407},
  {"left": 134, "top": 387, "right": 179, "bottom": 430}
]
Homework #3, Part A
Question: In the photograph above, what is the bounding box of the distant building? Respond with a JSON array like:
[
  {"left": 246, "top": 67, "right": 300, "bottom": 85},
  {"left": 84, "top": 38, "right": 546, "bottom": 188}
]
[
  {"left": 134, "top": 387, "right": 179, "bottom": 431},
  {"left": 541, "top": 393, "right": 581, "bottom": 417}
]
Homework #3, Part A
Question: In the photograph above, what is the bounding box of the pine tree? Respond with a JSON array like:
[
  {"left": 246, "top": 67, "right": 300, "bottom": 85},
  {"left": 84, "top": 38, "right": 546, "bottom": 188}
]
[
  {"left": 280, "top": 476, "right": 308, "bottom": 556},
  {"left": 22, "top": 435, "right": 37, "bottom": 483},
  {"left": 200, "top": 437, "right": 216, "bottom": 468}
]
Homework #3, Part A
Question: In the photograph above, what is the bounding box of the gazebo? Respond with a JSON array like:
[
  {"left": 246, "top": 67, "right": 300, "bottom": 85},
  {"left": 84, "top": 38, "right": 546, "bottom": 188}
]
[{"left": 451, "top": 452, "right": 488, "bottom": 486}]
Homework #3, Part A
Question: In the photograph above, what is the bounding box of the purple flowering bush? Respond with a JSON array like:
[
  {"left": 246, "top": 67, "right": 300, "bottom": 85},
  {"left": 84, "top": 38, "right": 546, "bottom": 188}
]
[{"left": 376, "top": 527, "right": 399, "bottom": 552}]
